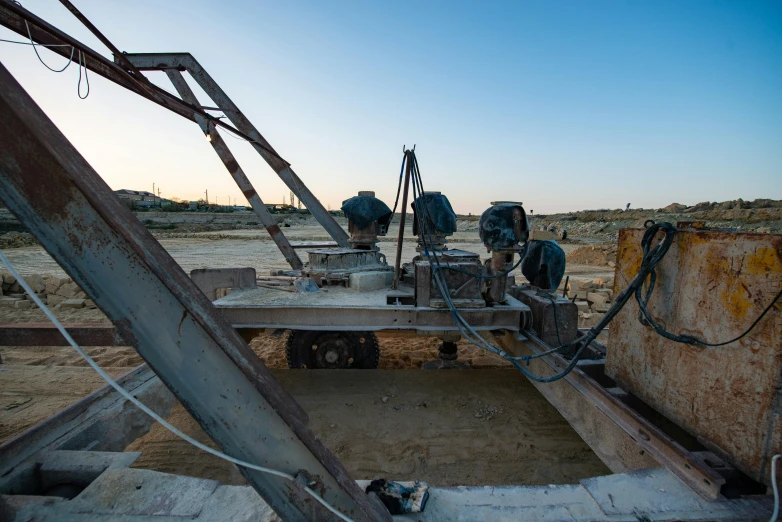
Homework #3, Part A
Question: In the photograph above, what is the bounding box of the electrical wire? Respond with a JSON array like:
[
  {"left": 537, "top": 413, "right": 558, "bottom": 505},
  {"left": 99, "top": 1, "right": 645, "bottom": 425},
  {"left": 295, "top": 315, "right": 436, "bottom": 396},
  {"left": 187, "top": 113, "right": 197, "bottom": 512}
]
[
  {"left": 0, "top": 249, "right": 354, "bottom": 522},
  {"left": 0, "top": 38, "right": 70, "bottom": 46},
  {"left": 771, "top": 454, "right": 780, "bottom": 522},
  {"left": 403, "top": 149, "right": 781, "bottom": 382},
  {"left": 77, "top": 50, "right": 90, "bottom": 99},
  {"left": 25, "top": 20, "right": 75, "bottom": 72}
]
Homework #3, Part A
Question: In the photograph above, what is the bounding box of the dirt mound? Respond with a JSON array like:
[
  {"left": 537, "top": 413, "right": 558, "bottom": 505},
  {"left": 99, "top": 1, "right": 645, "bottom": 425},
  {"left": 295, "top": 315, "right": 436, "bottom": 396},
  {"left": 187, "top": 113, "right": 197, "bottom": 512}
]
[{"left": 566, "top": 244, "right": 617, "bottom": 266}]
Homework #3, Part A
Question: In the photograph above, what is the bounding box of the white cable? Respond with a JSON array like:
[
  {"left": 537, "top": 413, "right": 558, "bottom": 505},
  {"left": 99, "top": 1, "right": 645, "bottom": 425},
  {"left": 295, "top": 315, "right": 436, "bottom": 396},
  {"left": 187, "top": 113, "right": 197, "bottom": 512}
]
[
  {"left": 0, "top": 249, "right": 353, "bottom": 522},
  {"left": 771, "top": 454, "right": 781, "bottom": 522},
  {"left": 25, "top": 20, "right": 75, "bottom": 72}
]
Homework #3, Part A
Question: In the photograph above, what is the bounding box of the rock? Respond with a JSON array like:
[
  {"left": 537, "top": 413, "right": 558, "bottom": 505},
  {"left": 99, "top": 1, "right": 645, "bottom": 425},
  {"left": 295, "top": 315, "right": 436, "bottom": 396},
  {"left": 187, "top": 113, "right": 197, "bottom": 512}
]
[
  {"left": 74, "top": 291, "right": 87, "bottom": 300},
  {"left": 84, "top": 299, "right": 97, "bottom": 309},
  {"left": 592, "top": 277, "right": 605, "bottom": 287},
  {"left": 607, "top": 261, "right": 616, "bottom": 268},
  {"left": 14, "top": 300, "right": 32, "bottom": 309},
  {"left": 56, "top": 282, "right": 81, "bottom": 298},
  {"left": 381, "top": 396, "right": 389, "bottom": 403},
  {"left": 47, "top": 294, "right": 65, "bottom": 306},
  {"left": 60, "top": 298, "right": 85, "bottom": 309},
  {"left": 587, "top": 292, "right": 607, "bottom": 305},
  {"left": 9, "top": 282, "right": 22, "bottom": 293},
  {"left": 662, "top": 203, "right": 687, "bottom": 213},
  {"left": 2, "top": 272, "right": 16, "bottom": 285},
  {"left": 0, "top": 297, "right": 22, "bottom": 307},
  {"left": 24, "top": 274, "right": 45, "bottom": 293},
  {"left": 592, "top": 302, "right": 611, "bottom": 313},
  {"left": 574, "top": 300, "right": 590, "bottom": 313},
  {"left": 44, "top": 276, "right": 68, "bottom": 295}
]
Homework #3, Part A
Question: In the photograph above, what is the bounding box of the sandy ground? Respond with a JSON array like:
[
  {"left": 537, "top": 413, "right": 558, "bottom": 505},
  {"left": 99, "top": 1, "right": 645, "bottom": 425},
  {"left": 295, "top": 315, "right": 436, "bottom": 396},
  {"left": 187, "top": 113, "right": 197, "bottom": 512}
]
[
  {"left": 0, "top": 220, "right": 618, "bottom": 487},
  {"left": 126, "top": 370, "right": 610, "bottom": 487}
]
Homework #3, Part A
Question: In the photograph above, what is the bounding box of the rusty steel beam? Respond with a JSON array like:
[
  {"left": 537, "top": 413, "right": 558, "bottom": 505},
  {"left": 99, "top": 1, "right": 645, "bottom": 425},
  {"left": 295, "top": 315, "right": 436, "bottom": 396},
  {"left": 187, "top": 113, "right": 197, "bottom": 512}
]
[
  {"left": 123, "top": 53, "right": 351, "bottom": 249},
  {"left": 0, "top": 1, "right": 264, "bottom": 149},
  {"left": 500, "top": 331, "right": 725, "bottom": 499},
  {"left": 0, "top": 323, "right": 124, "bottom": 346},
  {"left": 164, "top": 70, "right": 303, "bottom": 270},
  {"left": 0, "top": 63, "right": 388, "bottom": 522}
]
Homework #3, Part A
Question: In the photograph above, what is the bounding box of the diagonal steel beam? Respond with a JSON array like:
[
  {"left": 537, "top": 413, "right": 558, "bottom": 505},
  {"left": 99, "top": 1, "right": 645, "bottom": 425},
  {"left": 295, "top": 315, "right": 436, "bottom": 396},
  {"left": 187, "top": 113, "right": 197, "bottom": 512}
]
[
  {"left": 0, "top": 1, "right": 265, "bottom": 150},
  {"left": 165, "top": 69, "right": 303, "bottom": 270},
  {"left": 124, "top": 53, "right": 351, "bottom": 248},
  {"left": 0, "top": 62, "right": 389, "bottom": 522}
]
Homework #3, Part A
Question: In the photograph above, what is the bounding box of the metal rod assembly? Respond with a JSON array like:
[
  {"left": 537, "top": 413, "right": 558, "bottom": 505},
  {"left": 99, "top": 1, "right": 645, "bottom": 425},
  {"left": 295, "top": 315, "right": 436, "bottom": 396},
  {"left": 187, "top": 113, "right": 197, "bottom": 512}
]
[
  {"left": 392, "top": 152, "right": 413, "bottom": 289},
  {"left": 0, "top": 62, "right": 388, "bottom": 522}
]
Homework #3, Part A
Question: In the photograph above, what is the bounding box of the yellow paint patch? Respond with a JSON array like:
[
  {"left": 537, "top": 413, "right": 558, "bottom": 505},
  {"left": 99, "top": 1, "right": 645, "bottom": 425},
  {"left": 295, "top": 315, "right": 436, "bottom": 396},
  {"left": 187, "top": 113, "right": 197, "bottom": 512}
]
[{"left": 745, "top": 246, "right": 782, "bottom": 276}]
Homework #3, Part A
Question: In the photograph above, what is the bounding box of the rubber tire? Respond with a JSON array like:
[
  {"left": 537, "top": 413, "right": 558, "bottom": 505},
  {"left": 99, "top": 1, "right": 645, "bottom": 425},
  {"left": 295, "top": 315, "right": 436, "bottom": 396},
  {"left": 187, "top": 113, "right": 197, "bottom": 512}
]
[{"left": 286, "top": 330, "right": 380, "bottom": 369}]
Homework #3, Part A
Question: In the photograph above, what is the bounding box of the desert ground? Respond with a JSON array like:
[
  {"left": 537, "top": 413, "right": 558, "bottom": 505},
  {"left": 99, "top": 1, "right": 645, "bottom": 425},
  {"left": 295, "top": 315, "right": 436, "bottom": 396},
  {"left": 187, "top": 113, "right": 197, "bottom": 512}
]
[{"left": 1, "top": 199, "right": 779, "bottom": 487}]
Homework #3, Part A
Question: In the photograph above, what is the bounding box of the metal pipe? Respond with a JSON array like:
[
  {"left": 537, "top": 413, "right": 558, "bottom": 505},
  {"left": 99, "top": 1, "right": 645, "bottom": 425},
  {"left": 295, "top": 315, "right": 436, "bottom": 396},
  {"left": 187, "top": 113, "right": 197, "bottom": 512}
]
[
  {"left": 164, "top": 70, "right": 303, "bottom": 270},
  {"left": 392, "top": 152, "right": 412, "bottom": 289},
  {"left": 0, "top": 63, "right": 388, "bottom": 522}
]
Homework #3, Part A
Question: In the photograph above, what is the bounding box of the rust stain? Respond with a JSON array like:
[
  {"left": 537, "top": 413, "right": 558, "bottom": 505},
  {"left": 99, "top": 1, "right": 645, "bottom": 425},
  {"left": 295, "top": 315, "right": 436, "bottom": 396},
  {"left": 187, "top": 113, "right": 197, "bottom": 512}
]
[
  {"left": 242, "top": 188, "right": 257, "bottom": 199},
  {"left": 265, "top": 224, "right": 282, "bottom": 237}
]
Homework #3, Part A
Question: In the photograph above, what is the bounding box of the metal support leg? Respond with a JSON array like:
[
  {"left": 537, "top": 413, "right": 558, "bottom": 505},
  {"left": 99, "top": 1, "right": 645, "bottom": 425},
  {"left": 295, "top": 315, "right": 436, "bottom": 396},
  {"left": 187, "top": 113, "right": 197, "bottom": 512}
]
[
  {"left": 0, "top": 63, "right": 388, "bottom": 522},
  {"left": 124, "top": 53, "right": 351, "bottom": 248},
  {"left": 164, "top": 69, "right": 303, "bottom": 270}
]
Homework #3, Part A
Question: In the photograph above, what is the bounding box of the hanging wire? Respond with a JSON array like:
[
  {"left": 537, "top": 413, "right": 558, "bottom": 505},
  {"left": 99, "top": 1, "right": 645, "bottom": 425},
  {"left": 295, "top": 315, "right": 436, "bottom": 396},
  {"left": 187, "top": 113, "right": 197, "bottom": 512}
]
[
  {"left": 25, "top": 20, "right": 75, "bottom": 72},
  {"left": 77, "top": 50, "right": 90, "bottom": 99}
]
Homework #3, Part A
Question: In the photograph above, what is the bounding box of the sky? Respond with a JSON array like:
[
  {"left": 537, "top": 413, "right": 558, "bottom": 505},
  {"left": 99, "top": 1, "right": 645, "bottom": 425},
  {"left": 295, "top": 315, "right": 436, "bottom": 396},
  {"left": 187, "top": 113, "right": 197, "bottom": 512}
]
[{"left": 1, "top": 0, "right": 781, "bottom": 215}]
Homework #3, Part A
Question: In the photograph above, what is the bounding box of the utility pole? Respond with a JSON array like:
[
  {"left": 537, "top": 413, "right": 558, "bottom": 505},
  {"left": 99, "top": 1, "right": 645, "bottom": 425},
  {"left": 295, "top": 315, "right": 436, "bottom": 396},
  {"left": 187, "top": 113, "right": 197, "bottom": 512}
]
[
  {"left": 158, "top": 188, "right": 161, "bottom": 207},
  {"left": 152, "top": 182, "right": 155, "bottom": 206},
  {"left": 205, "top": 189, "right": 208, "bottom": 205}
]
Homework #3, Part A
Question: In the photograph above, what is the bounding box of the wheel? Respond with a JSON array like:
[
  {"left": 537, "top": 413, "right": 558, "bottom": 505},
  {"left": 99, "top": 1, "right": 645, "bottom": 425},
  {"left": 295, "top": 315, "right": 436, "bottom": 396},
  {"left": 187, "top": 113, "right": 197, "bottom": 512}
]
[{"left": 286, "top": 330, "right": 380, "bottom": 369}]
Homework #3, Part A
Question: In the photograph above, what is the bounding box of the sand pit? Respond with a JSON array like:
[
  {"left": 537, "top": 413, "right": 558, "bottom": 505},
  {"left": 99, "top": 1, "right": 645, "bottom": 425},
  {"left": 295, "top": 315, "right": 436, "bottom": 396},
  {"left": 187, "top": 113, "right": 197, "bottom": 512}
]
[{"left": 126, "top": 370, "right": 610, "bottom": 487}]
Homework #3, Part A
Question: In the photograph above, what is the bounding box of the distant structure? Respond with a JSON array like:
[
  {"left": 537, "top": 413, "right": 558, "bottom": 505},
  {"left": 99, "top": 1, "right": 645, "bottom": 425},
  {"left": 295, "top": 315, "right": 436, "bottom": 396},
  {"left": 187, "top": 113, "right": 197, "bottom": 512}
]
[
  {"left": 626, "top": 203, "right": 631, "bottom": 211},
  {"left": 115, "top": 189, "right": 170, "bottom": 208}
]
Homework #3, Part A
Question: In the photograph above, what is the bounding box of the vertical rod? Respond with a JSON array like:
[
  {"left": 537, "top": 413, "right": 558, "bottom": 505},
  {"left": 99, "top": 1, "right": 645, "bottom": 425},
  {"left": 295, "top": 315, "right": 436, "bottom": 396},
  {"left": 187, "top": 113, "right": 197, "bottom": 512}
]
[
  {"left": 165, "top": 70, "right": 303, "bottom": 270},
  {"left": 392, "top": 152, "right": 412, "bottom": 290}
]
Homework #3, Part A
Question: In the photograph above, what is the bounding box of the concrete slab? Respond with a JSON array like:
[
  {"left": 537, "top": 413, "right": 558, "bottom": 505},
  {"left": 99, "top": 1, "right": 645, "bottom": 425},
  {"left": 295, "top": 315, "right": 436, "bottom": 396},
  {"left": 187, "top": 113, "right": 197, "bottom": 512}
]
[
  {"left": 580, "top": 468, "right": 718, "bottom": 516},
  {"left": 68, "top": 468, "right": 219, "bottom": 517}
]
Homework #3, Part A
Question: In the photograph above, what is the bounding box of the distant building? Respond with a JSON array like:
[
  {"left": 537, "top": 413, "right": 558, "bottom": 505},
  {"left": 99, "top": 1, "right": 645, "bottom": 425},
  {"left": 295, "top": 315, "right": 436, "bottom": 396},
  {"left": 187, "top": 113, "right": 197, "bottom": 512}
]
[{"left": 115, "top": 189, "right": 171, "bottom": 208}]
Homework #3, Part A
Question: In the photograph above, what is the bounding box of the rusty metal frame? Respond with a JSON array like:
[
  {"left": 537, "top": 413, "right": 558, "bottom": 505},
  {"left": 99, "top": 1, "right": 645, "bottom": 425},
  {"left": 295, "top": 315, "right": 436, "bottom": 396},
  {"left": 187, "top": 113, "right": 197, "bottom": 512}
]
[
  {"left": 122, "top": 52, "right": 350, "bottom": 249},
  {"left": 217, "top": 301, "right": 528, "bottom": 333},
  {"left": 164, "top": 69, "right": 303, "bottom": 269},
  {"left": 0, "top": 62, "right": 388, "bottom": 522},
  {"left": 0, "top": 0, "right": 350, "bottom": 253}
]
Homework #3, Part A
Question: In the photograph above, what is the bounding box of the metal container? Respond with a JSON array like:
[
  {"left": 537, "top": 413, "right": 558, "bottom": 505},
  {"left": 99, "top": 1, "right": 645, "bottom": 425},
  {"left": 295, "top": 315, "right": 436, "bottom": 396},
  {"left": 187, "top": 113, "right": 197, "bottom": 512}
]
[{"left": 606, "top": 227, "right": 782, "bottom": 485}]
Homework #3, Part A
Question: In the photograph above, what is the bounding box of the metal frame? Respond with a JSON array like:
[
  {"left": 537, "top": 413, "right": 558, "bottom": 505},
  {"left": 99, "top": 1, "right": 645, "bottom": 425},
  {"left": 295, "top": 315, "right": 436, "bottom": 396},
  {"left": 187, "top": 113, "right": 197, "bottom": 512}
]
[
  {"left": 0, "top": 0, "right": 350, "bottom": 263},
  {"left": 163, "top": 69, "right": 303, "bottom": 269},
  {"left": 122, "top": 52, "right": 350, "bottom": 250},
  {"left": 0, "top": 62, "right": 387, "bottom": 522}
]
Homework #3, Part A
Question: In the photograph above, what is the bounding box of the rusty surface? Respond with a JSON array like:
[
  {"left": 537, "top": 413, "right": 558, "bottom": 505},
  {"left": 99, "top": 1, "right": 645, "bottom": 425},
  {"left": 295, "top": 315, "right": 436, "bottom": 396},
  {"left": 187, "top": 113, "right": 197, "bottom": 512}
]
[
  {"left": 606, "top": 228, "right": 782, "bottom": 485},
  {"left": 164, "top": 70, "right": 303, "bottom": 270},
  {"left": 0, "top": 323, "right": 124, "bottom": 346},
  {"left": 0, "top": 63, "right": 388, "bottom": 522}
]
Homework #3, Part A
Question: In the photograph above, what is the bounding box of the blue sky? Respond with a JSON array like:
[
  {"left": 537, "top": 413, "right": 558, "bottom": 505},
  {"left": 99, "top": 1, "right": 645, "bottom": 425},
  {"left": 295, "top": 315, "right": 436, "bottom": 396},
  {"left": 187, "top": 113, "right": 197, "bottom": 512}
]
[{"left": 1, "top": 0, "right": 780, "bottom": 214}]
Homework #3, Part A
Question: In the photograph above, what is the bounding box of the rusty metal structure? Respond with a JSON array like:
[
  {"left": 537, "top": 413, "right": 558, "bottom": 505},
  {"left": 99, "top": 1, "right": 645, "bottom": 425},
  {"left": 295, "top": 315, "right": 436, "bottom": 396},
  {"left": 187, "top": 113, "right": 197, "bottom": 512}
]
[{"left": 0, "top": 1, "right": 781, "bottom": 520}]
